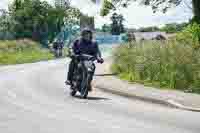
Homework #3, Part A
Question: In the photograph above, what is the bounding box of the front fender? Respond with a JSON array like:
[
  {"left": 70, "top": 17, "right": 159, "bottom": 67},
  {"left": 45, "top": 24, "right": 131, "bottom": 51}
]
[{"left": 83, "top": 61, "right": 95, "bottom": 72}]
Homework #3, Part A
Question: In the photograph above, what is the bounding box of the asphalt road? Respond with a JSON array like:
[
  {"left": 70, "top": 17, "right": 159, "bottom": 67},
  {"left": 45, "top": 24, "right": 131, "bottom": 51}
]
[{"left": 0, "top": 59, "right": 199, "bottom": 133}]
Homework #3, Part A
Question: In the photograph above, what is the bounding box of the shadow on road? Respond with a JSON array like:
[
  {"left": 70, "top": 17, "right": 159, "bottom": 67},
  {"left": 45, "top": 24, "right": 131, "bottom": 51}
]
[{"left": 74, "top": 95, "right": 110, "bottom": 101}]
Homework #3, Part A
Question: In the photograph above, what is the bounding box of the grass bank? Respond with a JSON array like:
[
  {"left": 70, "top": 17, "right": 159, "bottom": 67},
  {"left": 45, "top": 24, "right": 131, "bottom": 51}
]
[
  {"left": 111, "top": 40, "right": 200, "bottom": 94},
  {"left": 0, "top": 39, "right": 54, "bottom": 65}
]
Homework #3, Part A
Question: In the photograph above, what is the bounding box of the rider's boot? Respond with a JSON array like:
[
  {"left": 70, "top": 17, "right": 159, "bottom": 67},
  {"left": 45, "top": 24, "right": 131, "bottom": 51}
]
[{"left": 65, "top": 80, "right": 71, "bottom": 85}]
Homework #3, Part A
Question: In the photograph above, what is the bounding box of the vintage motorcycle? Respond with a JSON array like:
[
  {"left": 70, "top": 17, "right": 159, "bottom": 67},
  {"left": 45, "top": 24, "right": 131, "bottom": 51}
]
[{"left": 69, "top": 54, "right": 102, "bottom": 99}]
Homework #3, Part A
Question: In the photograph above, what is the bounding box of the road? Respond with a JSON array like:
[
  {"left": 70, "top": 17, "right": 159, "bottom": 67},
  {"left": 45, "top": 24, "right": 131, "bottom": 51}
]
[{"left": 0, "top": 59, "right": 199, "bottom": 133}]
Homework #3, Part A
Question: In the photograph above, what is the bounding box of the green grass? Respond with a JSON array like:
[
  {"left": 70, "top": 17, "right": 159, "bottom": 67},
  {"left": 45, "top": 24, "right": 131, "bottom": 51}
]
[
  {"left": 0, "top": 39, "right": 54, "bottom": 65},
  {"left": 111, "top": 40, "right": 200, "bottom": 94}
]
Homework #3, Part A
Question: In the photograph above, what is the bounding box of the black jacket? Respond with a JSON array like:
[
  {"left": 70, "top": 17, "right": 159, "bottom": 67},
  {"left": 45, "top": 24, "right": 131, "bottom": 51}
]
[{"left": 72, "top": 39, "right": 102, "bottom": 58}]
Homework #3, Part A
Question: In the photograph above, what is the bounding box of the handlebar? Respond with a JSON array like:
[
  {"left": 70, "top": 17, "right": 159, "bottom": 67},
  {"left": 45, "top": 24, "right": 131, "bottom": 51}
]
[{"left": 71, "top": 54, "right": 97, "bottom": 61}]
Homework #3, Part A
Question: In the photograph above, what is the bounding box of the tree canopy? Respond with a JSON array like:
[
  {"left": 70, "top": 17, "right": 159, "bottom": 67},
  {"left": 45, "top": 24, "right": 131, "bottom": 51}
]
[
  {"left": 160, "top": 23, "right": 188, "bottom": 33},
  {"left": 94, "top": 0, "right": 200, "bottom": 23},
  {"left": 110, "top": 13, "right": 125, "bottom": 35},
  {"left": 102, "top": 24, "right": 111, "bottom": 32},
  {"left": 6, "top": 0, "right": 81, "bottom": 45}
]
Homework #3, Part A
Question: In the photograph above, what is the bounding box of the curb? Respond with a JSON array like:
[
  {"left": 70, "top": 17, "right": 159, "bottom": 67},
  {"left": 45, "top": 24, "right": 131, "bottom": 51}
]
[
  {"left": 94, "top": 84, "right": 200, "bottom": 112},
  {"left": 167, "top": 100, "right": 200, "bottom": 112}
]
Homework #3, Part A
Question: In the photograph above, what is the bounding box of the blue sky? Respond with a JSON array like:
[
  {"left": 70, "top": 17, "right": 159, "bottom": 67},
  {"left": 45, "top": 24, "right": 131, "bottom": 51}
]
[{"left": 0, "top": 0, "right": 193, "bottom": 28}]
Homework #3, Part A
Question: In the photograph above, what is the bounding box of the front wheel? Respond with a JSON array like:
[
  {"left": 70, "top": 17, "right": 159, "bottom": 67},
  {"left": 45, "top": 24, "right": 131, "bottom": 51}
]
[
  {"left": 82, "top": 89, "right": 88, "bottom": 99},
  {"left": 80, "top": 70, "right": 88, "bottom": 99},
  {"left": 80, "top": 72, "right": 93, "bottom": 99}
]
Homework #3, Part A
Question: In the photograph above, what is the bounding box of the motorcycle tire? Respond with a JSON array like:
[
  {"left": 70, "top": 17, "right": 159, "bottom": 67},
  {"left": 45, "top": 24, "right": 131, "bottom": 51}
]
[
  {"left": 81, "top": 72, "right": 93, "bottom": 99},
  {"left": 79, "top": 70, "right": 87, "bottom": 99}
]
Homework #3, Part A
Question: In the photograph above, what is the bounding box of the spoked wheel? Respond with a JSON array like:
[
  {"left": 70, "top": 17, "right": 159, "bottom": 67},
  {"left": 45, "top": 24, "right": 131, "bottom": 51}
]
[
  {"left": 70, "top": 67, "right": 79, "bottom": 97},
  {"left": 79, "top": 69, "right": 88, "bottom": 99},
  {"left": 80, "top": 72, "right": 93, "bottom": 99}
]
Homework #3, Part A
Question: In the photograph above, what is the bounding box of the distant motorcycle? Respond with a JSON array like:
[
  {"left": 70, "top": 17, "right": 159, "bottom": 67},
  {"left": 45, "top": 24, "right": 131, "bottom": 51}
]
[
  {"left": 69, "top": 54, "right": 101, "bottom": 99},
  {"left": 53, "top": 42, "right": 64, "bottom": 58}
]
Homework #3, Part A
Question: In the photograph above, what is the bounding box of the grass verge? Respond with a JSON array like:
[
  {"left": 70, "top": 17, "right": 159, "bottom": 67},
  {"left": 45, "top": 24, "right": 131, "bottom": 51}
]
[
  {"left": 111, "top": 40, "right": 200, "bottom": 94},
  {"left": 0, "top": 39, "right": 54, "bottom": 65}
]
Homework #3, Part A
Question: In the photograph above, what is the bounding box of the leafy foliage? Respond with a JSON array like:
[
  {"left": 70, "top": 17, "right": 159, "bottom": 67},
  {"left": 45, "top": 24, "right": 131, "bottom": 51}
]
[
  {"left": 99, "top": 0, "right": 183, "bottom": 16},
  {"left": 110, "top": 13, "right": 125, "bottom": 35},
  {"left": 137, "top": 26, "right": 160, "bottom": 32},
  {"left": 100, "top": 0, "right": 115, "bottom": 16},
  {"left": 160, "top": 23, "right": 188, "bottom": 33},
  {"left": 112, "top": 39, "right": 200, "bottom": 93},
  {"left": 6, "top": 0, "right": 81, "bottom": 45},
  {"left": 102, "top": 24, "right": 111, "bottom": 32},
  {"left": 0, "top": 39, "right": 54, "bottom": 65},
  {"left": 176, "top": 22, "right": 200, "bottom": 48},
  {"left": 98, "top": 0, "right": 200, "bottom": 24}
]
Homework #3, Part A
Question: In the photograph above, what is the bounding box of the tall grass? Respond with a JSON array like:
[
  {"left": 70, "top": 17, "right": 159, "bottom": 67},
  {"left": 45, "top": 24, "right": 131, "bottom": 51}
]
[
  {"left": 112, "top": 40, "right": 200, "bottom": 93},
  {"left": 0, "top": 39, "right": 54, "bottom": 65}
]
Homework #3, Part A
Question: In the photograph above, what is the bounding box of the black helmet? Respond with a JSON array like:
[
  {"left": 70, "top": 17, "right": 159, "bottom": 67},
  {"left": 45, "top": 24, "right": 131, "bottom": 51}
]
[{"left": 81, "top": 28, "right": 93, "bottom": 36}]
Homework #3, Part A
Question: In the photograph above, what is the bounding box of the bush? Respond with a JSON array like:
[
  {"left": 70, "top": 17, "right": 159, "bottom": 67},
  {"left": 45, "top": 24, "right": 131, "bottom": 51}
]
[
  {"left": 176, "top": 23, "right": 200, "bottom": 49},
  {"left": 112, "top": 40, "right": 200, "bottom": 93},
  {"left": 0, "top": 39, "right": 39, "bottom": 52},
  {"left": 0, "top": 39, "right": 54, "bottom": 65}
]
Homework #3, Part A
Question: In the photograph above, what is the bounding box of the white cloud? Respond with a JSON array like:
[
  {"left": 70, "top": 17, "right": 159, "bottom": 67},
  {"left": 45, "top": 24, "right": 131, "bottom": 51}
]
[
  {"left": 0, "top": 0, "right": 12, "bottom": 9},
  {"left": 0, "top": 0, "right": 193, "bottom": 28},
  {"left": 70, "top": 0, "right": 192, "bottom": 28},
  {"left": 111, "top": 2, "right": 192, "bottom": 28}
]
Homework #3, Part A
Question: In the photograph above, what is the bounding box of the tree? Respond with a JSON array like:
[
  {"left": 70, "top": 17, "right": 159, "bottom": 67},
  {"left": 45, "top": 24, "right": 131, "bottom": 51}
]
[
  {"left": 0, "top": 10, "right": 10, "bottom": 33},
  {"left": 137, "top": 26, "right": 159, "bottom": 32},
  {"left": 9, "top": 0, "right": 50, "bottom": 40},
  {"left": 0, "top": 9, "right": 15, "bottom": 39},
  {"left": 100, "top": 0, "right": 115, "bottom": 16},
  {"left": 80, "top": 15, "right": 94, "bottom": 30},
  {"left": 110, "top": 13, "right": 125, "bottom": 35},
  {"left": 8, "top": 0, "right": 81, "bottom": 45},
  {"left": 134, "top": 22, "right": 188, "bottom": 33},
  {"left": 102, "top": 24, "right": 111, "bottom": 32},
  {"left": 111, "top": 13, "right": 119, "bottom": 35},
  {"left": 92, "top": 0, "right": 200, "bottom": 23},
  {"left": 191, "top": 0, "right": 200, "bottom": 23},
  {"left": 118, "top": 14, "right": 125, "bottom": 33},
  {"left": 160, "top": 23, "right": 188, "bottom": 33}
]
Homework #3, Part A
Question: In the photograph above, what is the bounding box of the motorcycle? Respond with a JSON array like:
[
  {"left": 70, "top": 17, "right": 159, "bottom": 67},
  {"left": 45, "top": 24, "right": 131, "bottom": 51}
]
[{"left": 69, "top": 54, "right": 102, "bottom": 99}]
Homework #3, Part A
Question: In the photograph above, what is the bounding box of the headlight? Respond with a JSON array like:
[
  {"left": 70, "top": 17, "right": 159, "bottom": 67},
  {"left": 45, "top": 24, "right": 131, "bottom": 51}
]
[{"left": 84, "top": 61, "right": 94, "bottom": 72}]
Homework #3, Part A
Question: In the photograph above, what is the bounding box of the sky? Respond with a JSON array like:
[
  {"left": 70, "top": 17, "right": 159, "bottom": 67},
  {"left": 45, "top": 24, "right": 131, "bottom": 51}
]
[{"left": 0, "top": 0, "right": 193, "bottom": 28}]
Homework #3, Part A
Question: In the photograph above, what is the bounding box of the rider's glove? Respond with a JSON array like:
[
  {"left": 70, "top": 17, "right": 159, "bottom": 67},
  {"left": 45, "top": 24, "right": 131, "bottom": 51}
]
[{"left": 97, "top": 58, "right": 104, "bottom": 64}]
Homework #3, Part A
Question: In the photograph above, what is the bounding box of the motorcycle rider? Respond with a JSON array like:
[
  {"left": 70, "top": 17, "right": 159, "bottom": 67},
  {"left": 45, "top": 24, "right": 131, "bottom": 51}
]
[{"left": 65, "top": 28, "right": 104, "bottom": 88}]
